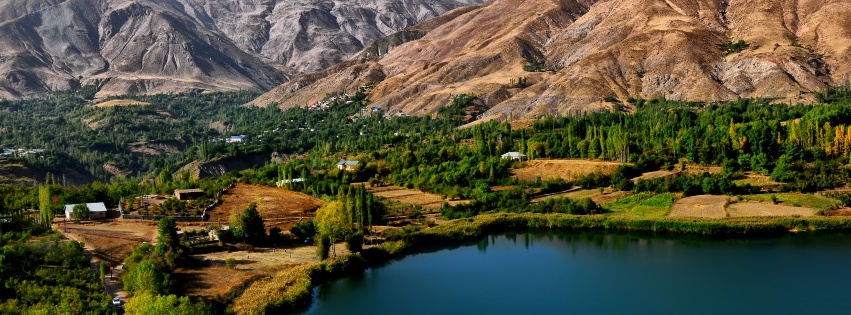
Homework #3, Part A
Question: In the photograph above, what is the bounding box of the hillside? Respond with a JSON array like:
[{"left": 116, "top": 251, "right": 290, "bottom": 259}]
[
  {"left": 251, "top": 0, "right": 851, "bottom": 119},
  {"left": 0, "top": 0, "right": 482, "bottom": 99}
]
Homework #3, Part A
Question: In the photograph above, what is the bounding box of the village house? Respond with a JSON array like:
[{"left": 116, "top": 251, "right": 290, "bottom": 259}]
[
  {"left": 336, "top": 160, "right": 360, "bottom": 171},
  {"left": 501, "top": 152, "right": 527, "bottom": 161},
  {"left": 276, "top": 178, "right": 305, "bottom": 187},
  {"left": 64, "top": 202, "right": 108, "bottom": 220},
  {"left": 175, "top": 189, "right": 205, "bottom": 200},
  {"left": 226, "top": 135, "right": 246, "bottom": 143}
]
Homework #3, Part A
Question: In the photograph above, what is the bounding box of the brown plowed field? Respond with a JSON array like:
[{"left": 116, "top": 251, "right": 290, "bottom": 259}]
[
  {"left": 209, "top": 184, "right": 323, "bottom": 230},
  {"left": 512, "top": 159, "right": 625, "bottom": 182},
  {"left": 668, "top": 195, "right": 729, "bottom": 218}
]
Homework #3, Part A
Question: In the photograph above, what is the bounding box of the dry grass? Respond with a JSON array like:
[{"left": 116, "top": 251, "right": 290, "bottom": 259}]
[
  {"left": 193, "top": 243, "right": 348, "bottom": 273},
  {"left": 178, "top": 243, "right": 349, "bottom": 299},
  {"left": 174, "top": 266, "right": 260, "bottom": 298},
  {"left": 366, "top": 185, "right": 468, "bottom": 210},
  {"left": 733, "top": 173, "right": 781, "bottom": 187},
  {"left": 210, "top": 184, "right": 324, "bottom": 230},
  {"left": 509, "top": 119, "right": 537, "bottom": 130},
  {"left": 727, "top": 202, "right": 816, "bottom": 217},
  {"left": 512, "top": 159, "right": 625, "bottom": 182},
  {"left": 532, "top": 189, "right": 631, "bottom": 206},
  {"left": 668, "top": 195, "right": 729, "bottom": 218},
  {"left": 634, "top": 170, "right": 677, "bottom": 181},
  {"left": 59, "top": 221, "right": 158, "bottom": 263},
  {"left": 93, "top": 99, "right": 151, "bottom": 108}
]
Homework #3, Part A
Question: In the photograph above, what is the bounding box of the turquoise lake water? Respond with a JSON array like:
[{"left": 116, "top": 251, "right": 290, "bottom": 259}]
[{"left": 303, "top": 232, "right": 851, "bottom": 314}]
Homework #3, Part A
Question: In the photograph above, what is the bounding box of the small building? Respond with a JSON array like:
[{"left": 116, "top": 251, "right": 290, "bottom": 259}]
[
  {"left": 175, "top": 189, "right": 205, "bottom": 200},
  {"left": 276, "top": 178, "right": 306, "bottom": 187},
  {"left": 336, "top": 160, "right": 360, "bottom": 171},
  {"left": 209, "top": 225, "right": 229, "bottom": 241},
  {"left": 64, "top": 203, "right": 108, "bottom": 220},
  {"left": 501, "top": 152, "right": 527, "bottom": 161},
  {"left": 226, "top": 135, "right": 246, "bottom": 143}
]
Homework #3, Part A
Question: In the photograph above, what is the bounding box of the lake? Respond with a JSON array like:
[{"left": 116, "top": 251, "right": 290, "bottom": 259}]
[{"left": 302, "top": 232, "right": 851, "bottom": 314}]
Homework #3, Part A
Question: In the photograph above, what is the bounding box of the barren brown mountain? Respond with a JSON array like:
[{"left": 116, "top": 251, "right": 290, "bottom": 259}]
[
  {"left": 0, "top": 0, "right": 482, "bottom": 99},
  {"left": 252, "top": 0, "right": 851, "bottom": 120}
]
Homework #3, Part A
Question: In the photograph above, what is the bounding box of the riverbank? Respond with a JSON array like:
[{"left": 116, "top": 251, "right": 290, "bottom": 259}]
[{"left": 230, "top": 213, "right": 851, "bottom": 314}]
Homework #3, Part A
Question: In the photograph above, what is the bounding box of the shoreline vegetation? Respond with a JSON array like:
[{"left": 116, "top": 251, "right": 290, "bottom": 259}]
[{"left": 231, "top": 213, "right": 851, "bottom": 314}]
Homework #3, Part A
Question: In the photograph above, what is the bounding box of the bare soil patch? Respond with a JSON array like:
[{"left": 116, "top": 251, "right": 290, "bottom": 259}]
[
  {"left": 512, "top": 159, "right": 625, "bottom": 182},
  {"left": 668, "top": 195, "right": 729, "bottom": 218},
  {"left": 59, "top": 221, "right": 158, "bottom": 263},
  {"left": 93, "top": 99, "right": 150, "bottom": 108},
  {"left": 210, "top": 184, "right": 324, "bottom": 230},
  {"left": 726, "top": 202, "right": 816, "bottom": 217}
]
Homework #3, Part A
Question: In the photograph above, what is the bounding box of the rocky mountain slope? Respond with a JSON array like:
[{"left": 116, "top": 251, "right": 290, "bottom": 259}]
[
  {"left": 252, "top": 0, "right": 851, "bottom": 119},
  {"left": 0, "top": 0, "right": 482, "bottom": 99}
]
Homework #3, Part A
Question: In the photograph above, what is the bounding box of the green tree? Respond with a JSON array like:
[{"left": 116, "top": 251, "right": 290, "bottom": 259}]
[
  {"left": 314, "top": 201, "right": 351, "bottom": 258},
  {"left": 125, "top": 291, "right": 210, "bottom": 315},
  {"left": 38, "top": 185, "right": 53, "bottom": 227},
  {"left": 124, "top": 260, "right": 171, "bottom": 295},
  {"left": 230, "top": 203, "right": 266, "bottom": 245},
  {"left": 155, "top": 216, "right": 182, "bottom": 269},
  {"left": 71, "top": 204, "right": 89, "bottom": 223}
]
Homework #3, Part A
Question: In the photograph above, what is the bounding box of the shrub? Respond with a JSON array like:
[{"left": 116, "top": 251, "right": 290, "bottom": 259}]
[{"left": 226, "top": 258, "right": 237, "bottom": 269}]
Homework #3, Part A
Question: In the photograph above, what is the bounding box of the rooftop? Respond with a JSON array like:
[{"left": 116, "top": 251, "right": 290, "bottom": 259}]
[{"left": 64, "top": 202, "right": 108, "bottom": 214}]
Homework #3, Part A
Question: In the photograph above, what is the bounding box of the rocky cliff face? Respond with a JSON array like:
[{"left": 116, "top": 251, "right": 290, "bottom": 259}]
[
  {"left": 0, "top": 0, "right": 482, "bottom": 99},
  {"left": 252, "top": 0, "right": 851, "bottom": 119}
]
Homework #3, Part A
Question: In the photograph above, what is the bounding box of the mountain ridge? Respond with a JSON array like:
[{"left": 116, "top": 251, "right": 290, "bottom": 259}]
[
  {"left": 0, "top": 0, "right": 483, "bottom": 99},
  {"left": 251, "top": 0, "right": 851, "bottom": 120}
]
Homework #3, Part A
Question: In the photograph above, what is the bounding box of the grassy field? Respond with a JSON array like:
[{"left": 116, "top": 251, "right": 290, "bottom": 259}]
[
  {"left": 605, "top": 192, "right": 677, "bottom": 216},
  {"left": 532, "top": 189, "right": 630, "bottom": 207},
  {"left": 740, "top": 193, "right": 841, "bottom": 210},
  {"left": 732, "top": 174, "right": 781, "bottom": 188}
]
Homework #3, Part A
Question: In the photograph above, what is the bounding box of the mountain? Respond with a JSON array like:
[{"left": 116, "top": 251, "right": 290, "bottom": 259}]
[
  {"left": 0, "top": 0, "right": 483, "bottom": 99},
  {"left": 251, "top": 0, "right": 851, "bottom": 120}
]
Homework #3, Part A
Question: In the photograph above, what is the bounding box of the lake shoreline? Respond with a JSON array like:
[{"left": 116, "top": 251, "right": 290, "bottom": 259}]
[{"left": 231, "top": 213, "right": 851, "bottom": 314}]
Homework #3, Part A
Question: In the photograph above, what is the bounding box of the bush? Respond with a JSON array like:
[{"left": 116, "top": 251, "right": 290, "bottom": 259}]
[
  {"left": 317, "top": 236, "right": 331, "bottom": 260},
  {"left": 346, "top": 233, "right": 363, "bottom": 253},
  {"left": 225, "top": 258, "right": 237, "bottom": 269}
]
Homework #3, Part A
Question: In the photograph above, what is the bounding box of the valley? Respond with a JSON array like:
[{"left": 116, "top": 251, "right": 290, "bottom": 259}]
[{"left": 3, "top": 0, "right": 851, "bottom": 314}]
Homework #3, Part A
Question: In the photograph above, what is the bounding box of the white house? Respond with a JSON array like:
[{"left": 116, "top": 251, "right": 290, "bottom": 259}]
[
  {"left": 336, "top": 160, "right": 360, "bottom": 171},
  {"left": 226, "top": 135, "right": 246, "bottom": 143},
  {"left": 276, "top": 178, "right": 305, "bottom": 187},
  {"left": 501, "top": 152, "right": 527, "bottom": 161},
  {"left": 64, "top": 202, "right": 108, "bottom": 220}
]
